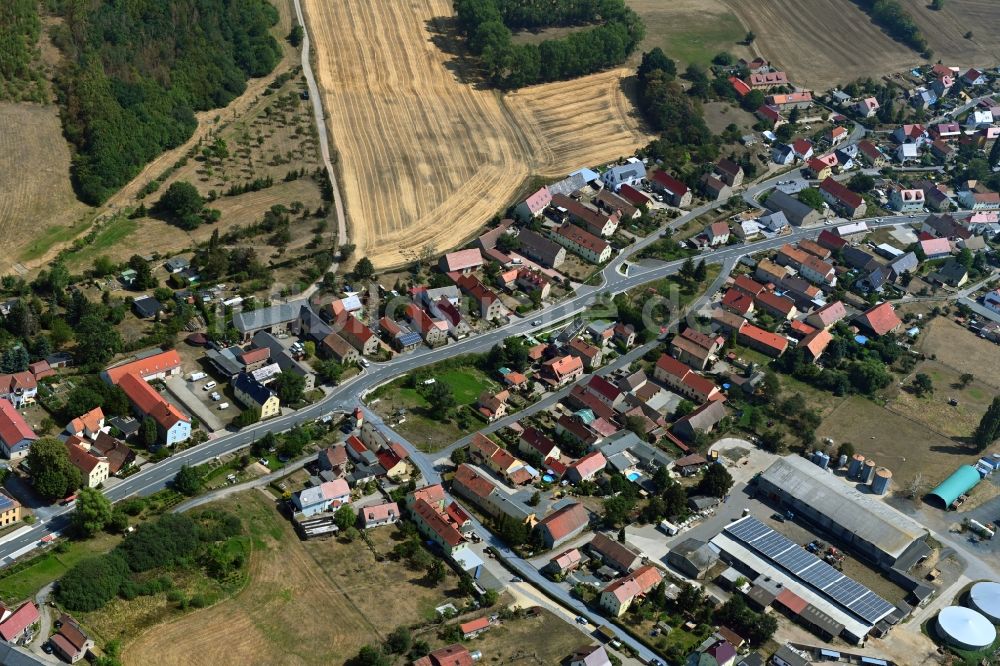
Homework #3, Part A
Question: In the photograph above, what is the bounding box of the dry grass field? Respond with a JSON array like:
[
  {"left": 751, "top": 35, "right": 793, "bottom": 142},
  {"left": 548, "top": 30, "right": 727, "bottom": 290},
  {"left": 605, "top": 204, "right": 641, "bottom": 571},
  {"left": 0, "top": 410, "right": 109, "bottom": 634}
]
[
  {"left": 721, "top": 0, "right": 921, "bottom": 90},
  {"left": 123, "top": 491, "right": 463, "bottom": 666},
  {"left": 304, "top": 0, "right": 652, "bottom": 269},
  {"left": 914, "top": 316, "right": 1000, "bottom": 388},
  {"left": 629, "top": 0, "right": 752, "bottom": 68},
  {"left": 0, "top": 104, "right": 92, "bottom": 273}
]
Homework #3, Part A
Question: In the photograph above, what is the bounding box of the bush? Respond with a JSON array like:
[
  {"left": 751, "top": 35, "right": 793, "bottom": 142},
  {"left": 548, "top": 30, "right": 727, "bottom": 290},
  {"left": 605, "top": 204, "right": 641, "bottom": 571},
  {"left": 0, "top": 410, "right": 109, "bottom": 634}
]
[{"left": 57, "top": 553, "right": 130, "bottom": 611}]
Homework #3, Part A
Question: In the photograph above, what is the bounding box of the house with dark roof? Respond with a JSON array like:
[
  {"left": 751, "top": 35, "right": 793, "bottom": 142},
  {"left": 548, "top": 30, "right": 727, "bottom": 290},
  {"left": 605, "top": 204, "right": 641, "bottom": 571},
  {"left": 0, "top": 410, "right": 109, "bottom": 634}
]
[
  {"left": 764, "top": 190, "right": 821, "bottom": 226},
  {"left": 673, "top": 400, "right": 728, "bottom": 442},
  {"left": 716, "top": 159, "right": 744, "bottom": 187},
  {"left": 131, "top": 295, "right": 162, "bottom": 320},
  {"left": 516, "top": 229, "right": 566, "bottom": 268},
  {"left": 930, "top": 259, "right": 969, "bottom": 288},
  {"left": 233, "top": 372, "right": 280, "bottom": 420},
  {"left": 589, "top": 532, "right": 642, "bottom": 573},
  {"left": 601, "top": 159, "right": 646, "bottom": 192}
]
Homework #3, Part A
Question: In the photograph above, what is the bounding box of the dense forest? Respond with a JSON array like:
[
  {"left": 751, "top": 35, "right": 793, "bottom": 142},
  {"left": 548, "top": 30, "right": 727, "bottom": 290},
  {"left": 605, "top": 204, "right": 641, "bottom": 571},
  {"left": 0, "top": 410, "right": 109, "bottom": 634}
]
[
  {"left": 857, "top": 0, "right": 929, "bottom": 55},
  {"left": 453, "top": 0, "right": 644, "bottom": 89},
  {"left": 0, "top": 0, "right": 46, "bottom": 102},
  {"left": 51, "top": 0, "right": 282, "bottom": 205}
]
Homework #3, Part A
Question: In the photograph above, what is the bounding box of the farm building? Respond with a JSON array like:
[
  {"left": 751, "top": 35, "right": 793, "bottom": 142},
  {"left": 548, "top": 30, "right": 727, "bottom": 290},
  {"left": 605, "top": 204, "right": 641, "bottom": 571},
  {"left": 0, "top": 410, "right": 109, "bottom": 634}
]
[{"left": 755, "top": 456, "right": 929, "bottom": 571}]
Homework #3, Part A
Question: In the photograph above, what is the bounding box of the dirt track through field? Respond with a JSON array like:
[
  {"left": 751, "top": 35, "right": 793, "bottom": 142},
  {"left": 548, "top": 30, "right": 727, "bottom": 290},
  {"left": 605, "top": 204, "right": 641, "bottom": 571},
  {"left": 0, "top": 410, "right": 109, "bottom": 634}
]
[{"left": 304, "top": 0, "right": 652, "bottom": 269}]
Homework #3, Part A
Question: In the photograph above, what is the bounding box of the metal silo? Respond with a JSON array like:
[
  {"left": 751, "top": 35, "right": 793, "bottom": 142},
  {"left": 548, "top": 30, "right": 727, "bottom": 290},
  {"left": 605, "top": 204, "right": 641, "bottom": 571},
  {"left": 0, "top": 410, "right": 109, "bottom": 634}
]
[
  {"left": 860, "top": 459, "right": 876, "bottom": 483},
  {"left": 848, "top": 454, "right": 865, "bottom": 478},
  {"left": 872, "top": 468, "right": 892, "bottom": 495}
]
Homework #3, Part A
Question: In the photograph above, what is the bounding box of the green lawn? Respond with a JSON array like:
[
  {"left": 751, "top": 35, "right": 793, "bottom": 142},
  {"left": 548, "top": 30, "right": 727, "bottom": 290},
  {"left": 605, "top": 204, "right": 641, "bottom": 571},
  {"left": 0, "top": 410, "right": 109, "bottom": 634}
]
[
  {"left": 0, "top": 532, "right": 121, "bottom": 603},
  {"left": 66, "top": 215, "right": 140, "bottom": 269},
  {"left": 633, "top": 1, "right": 749, "bottom": 68},
  {"left": 19, "top": 216, "right": 95, "bottom": 262}
]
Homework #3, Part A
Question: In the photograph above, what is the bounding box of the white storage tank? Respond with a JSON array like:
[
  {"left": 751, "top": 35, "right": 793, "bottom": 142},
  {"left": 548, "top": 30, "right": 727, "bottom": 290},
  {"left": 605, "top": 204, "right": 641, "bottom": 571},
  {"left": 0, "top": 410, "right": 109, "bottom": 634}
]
[
  {"left": 936, "top": 606, "right": 996, "bottom": 650},
  {"left": 969, "top": 581, "right": 1000, "bottom": 624}
]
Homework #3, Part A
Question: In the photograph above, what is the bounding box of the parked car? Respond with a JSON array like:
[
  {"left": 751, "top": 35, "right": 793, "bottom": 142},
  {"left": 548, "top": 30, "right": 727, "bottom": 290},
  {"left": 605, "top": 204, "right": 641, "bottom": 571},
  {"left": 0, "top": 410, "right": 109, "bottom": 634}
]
[
  {"left": 203, "top": 381, "right": 217, "bottom": 391},
  {"left": 217, "top": 402, "right": 229, "bottom": 410}
]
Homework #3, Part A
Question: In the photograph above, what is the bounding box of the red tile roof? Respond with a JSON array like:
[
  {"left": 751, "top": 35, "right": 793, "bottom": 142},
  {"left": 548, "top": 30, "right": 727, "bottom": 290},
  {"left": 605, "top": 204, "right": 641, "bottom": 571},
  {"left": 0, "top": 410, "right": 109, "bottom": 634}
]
[
  {"left": 602, "top": 564, "right": 663, "bottom": 603},
  {"left": 801, "top": 328, "right": 833, "bottom": 360},
  {"left": 441, "top": 248, "right": 484, "bottom": 273},
  {"left": 0, "top": 399, "right": 36, "bottom": 448},
  {"left": 722, "top": 290, "right": 754, "bottom": 315},
  {"left": 789, "top": 320, "right": 816, "bottom": 338},
  {"left": 411, "top": 498, "right": 464, "bottom": 547},
  {"left": 858, "top": 302, "right": 902, "bottom": 336},
  {"left": 64, "top": 438, "right": 104, "bottom": 475},
  {"left": 460, "top": 616, "right": 490, "bottom": 635},
  {"left": 0, "top": 602, "right": 38, "bottom": 641},
  {"left": 732, "top": 275, "right": 766, "bottom": 297},
  {"left": 536, "top": 502, "right": 588, "bottom": 542},
  {"left": 819, "top": 177, "right": 863, "bottom": 209},
  {"left": 552, "top": 223, "right": 609, "bottom": 255},
  {"left": 816, "top": 229, "right": 847, "bottom": 251},
  {"left": 776, "top": 588, "right": 808, "bottom": 615},
  {"left": 739, "top": 324, "right": 788, "bottom": 355},
  {"left": 454, "top": 464, "right": 496, "bottom": 500},
  {"left": 729, "top": 76, "right": 751, "bottom": 96},
  {"left": 618, "top": 183, "right": 651, "bottom": 206},
  {"left": 104, "top": 350, "right": 182, "bottom": 385},
  {"left": 650, "top": 170, "right": 688, "bottom": 196},
  {"left": 810, "top": 301, "right": 847, "bottom": 327},
  {"left": 568, "top": 451, "right": 607, "bottom": 479},
  {"left": 239, "top": 347, "right": 270, "bottom": 365},
  {"left": 342, "top": 314, "right": 375, "bottom": 343},
  {"left": 117, "top": 373, "right": 189, "bottom": 431},
  {"left": 68, "top": 406, "right": 104, "bottom": 436},
  {"left": 585, "top": 375, "right": 620, "bottom": 402},
  {"left": 756, "top": 290, "right": 796, "bottom": 316}
]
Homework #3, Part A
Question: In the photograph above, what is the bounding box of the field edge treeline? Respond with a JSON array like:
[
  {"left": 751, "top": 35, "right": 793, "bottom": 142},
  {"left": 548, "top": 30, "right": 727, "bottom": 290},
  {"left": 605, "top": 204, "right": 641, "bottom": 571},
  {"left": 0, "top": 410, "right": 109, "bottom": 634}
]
[{"left": 453, "top": 0, "right": 644, "bottom": 89}]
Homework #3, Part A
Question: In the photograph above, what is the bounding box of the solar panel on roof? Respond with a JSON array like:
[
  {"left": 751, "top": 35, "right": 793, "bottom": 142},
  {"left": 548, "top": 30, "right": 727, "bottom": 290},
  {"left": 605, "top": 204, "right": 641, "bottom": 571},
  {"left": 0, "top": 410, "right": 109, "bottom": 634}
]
[
  {"left": 774, "top": 548, "right": 815, "bottom": 575},
  {"left": 724, "top": 517, "right": 896, "bottom": 625},
  {"left": 826, "top": 577, "right": 865, "bottom": 601},
  {"left": 0, "top": 494, "right": 13, "bottom": 511},
  {"left": 800, "top": 562, "right": 843, "bottom": 590}
]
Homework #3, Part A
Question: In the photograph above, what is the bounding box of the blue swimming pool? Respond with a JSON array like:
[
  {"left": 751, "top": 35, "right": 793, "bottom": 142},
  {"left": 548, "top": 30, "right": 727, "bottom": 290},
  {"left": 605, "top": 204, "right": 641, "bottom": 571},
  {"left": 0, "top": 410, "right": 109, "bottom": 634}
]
[
  {"left": 627, "top": 472, "right": 641, "bottom": 482},
  {"left": 542, "top": 474, "right": 555, "bottom": 483}
]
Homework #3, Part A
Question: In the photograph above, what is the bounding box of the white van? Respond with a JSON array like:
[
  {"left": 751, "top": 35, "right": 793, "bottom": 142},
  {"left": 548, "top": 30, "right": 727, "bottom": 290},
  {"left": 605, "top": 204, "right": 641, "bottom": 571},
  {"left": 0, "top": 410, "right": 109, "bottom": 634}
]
[
  {"left": 659, "top": 520, "right": 679, "bottom": 536},
  {"left": 203, "top": 381, "right": 217, "bottom": 391},
  {"left": 188, "top": 372, "right": 207, "bottom": 382},
  {"left": 217, "top": 402, "right": 229, "bottom": 410}
]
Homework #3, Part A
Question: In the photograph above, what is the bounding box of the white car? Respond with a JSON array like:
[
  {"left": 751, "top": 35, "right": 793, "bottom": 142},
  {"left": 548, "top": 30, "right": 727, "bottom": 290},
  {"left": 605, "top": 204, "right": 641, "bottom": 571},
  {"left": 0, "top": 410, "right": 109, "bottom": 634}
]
[
  {"left": 217, "top": 402, "right": 229, "bottom": 410},
  {"left": 210, "top": 392, "right": 221, "bottom": 401},
  {"left": 203, "top": 381, "right": 217, "bottom": 391}
]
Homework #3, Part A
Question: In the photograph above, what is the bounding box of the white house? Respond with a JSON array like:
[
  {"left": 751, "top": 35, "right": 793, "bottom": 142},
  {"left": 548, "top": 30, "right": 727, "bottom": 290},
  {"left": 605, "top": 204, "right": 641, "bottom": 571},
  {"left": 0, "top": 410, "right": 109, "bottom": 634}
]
[
  {"left": 889, "top": 186, "right": 925, "bottom": 212},
  {"left": 855, "top": 97, "right": 880, "bottom": 118},
  {"left": 601, "top": 159, "right": 646, "bottom": 192}
]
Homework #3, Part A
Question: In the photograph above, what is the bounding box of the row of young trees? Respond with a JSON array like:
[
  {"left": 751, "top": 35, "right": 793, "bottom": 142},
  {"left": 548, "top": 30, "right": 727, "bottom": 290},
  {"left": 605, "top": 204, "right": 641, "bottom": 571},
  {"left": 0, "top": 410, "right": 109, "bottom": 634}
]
[
  {"left": 52, "top": 0, "right": 282, "bottom": 204},
  {"left": 857, "top": 0, "right": 929, "bottom": 55},
  {"left": 453, "top": 0, "right": 644, "bottom": 89}
]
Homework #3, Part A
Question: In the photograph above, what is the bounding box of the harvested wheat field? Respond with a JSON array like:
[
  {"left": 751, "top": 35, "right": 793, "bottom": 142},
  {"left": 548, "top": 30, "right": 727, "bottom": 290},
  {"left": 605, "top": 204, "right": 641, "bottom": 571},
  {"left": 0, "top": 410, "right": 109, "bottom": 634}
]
[
  {"left": 304, "top": 0, "right": 652, "bottom": 269},
  {"left": 722, "top": 0, "right": 920, "bottom": 89},
  {"left": 0, "top": 104, "right": 91, "bottom": 273},
  {"left": 900, "top": 0, "right": 1000, "bottom": 67}
]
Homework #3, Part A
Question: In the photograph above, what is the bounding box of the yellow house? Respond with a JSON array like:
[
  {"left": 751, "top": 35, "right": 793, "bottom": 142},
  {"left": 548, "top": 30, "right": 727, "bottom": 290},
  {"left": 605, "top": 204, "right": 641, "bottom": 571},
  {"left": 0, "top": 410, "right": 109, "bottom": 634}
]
[
  {"left": 64, "top": 437, "right": 110, "bottom": 488},
  {"left": 0, "top": 491, "right": 21, "bottom": 526},
  {"left": 233, "top": 373, "right": 281, "bottom": 420}
]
